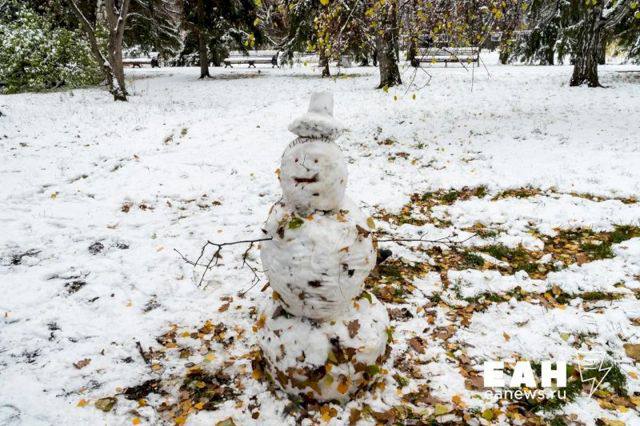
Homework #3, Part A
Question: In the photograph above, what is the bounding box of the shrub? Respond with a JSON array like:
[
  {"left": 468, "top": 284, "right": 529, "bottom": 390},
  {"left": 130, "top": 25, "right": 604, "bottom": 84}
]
[{"left": 0, "top": 4, "right": 102, "bottom": 93}]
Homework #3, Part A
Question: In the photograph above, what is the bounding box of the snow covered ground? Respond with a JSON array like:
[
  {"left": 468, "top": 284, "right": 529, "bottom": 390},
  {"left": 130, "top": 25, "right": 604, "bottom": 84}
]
[{"left": 2, "top": 55, "right": 640, "bottom": 425}]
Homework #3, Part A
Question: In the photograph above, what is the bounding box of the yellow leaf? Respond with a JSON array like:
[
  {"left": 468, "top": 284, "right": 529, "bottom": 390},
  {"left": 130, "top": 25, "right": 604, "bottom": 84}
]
[
  {"left": 194, "top": 402, "right": 205, "bottom": 410},
  {"left": 50, "top": 192, "right": 58, "bottom": 199},
  {"left": 629, "top": 371, "right": 638, "bottom": 379},
  {"left": 503, "top": 332, "right": 511, "bottom": 341},
  {"left": 481, "top": 409, "right": 494, "bottom": 421},
  {"left": 452, "top": 394, "right": 465, "bottom": 407},
  {"left": 77, "top": 399, "right": 89, "bottom": 407},
  {"left": 175, "top": 417, "right": 186, "bottom": 425},
  {"left": 366, "top": 217, "right": 376, "bottom": 229},
  {"left": 320, "top": 0, "right": 329, "bottom": 5},
  {"left": 320, "top": 405, "right": 334, "bottom": 421},
  {"left": 434, "top": 404, "right": 450, "bottom": 416},
  {"left": 337, "top": 381, "right": 349, "bottom": 394},
  {"left": 132, "top": 418, "right": 141, "bottom": 425},
  {"left": 205, "top": 353, "right": 216, "bottom": 362}
]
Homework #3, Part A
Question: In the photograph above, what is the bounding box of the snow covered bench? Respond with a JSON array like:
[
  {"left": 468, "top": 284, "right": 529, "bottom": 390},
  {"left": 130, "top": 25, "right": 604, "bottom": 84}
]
[
  {"left": 412, "top": 47, "right": 480, "bottom": 67},
  {"left": 123, "top": 57, "right": 160, "bottom": 68},
  {"left": 223, "top": 51, "right": 280, "bottom": 68}
]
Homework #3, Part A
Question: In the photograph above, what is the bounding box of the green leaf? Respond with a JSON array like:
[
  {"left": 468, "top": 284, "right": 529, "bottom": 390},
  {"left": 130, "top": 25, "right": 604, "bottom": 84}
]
[
  {"left": 288, "top": 217, "right": 304, "bottom": 229},
  {"left": 366, "top": 364, "right": 381, "bottom": 377}
]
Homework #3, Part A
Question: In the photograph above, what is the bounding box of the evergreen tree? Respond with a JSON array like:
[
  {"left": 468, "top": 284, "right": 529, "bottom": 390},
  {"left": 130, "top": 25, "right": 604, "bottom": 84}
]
[
  {"left": 181, "top": 0, "right": 262, "bottom": 78},
  {"left": 516, "top": 0, "right": 638, "bottom": 87},
  {"left": 126, "top": 0, "right": 183, "bottom": 59}
]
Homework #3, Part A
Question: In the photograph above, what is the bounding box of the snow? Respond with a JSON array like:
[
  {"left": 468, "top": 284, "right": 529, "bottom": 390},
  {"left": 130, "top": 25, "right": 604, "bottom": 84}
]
[{"left": 2, "top": 55, "right": 640, "bottom": 425}]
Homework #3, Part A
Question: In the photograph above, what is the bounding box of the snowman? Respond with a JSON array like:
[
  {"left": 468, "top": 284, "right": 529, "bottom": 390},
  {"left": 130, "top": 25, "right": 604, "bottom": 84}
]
[{"left": 256, "top": 93, "right": 390, "bottom": 401}]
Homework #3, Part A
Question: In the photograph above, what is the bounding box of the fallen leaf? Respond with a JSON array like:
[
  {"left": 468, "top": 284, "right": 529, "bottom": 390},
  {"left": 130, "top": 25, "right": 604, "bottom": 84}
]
[
  {"left": 481, "top": 409, "right": 494, "bottom": 421},
  {"left": 73, "top": 358, "right": 91, "bottom": 369},
  {"left": 624, "top": 343, "right": 640, "bottom": 361},
  {"left": 95, "top": 397, "right": 116, "bottom": 412},
  {"left": 451, "top": 394, "right": 465, "bottom": 407},
  {"left": 408, "top": 336, "right": 425, "bottom": 354},
  {"left": 434, "top": 404, "right": 450, "bottom": 416},
  {"left": 216, "top": 418, "right": 236, "bottom": 426},
  {"left": 503, "top": 332, "right": 511, "bottom": 342}
]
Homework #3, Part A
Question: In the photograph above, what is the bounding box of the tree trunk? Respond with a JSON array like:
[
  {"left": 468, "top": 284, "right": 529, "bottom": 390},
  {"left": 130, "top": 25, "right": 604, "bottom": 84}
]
[
  {"left": 320, "top": 51, "right": 330, "bottom": 78},
  {"left": 196, "top": 0, "right": 210, "bottom": 78},
  {"left": 597, "top": 36, "right": 606, "bottom": 65},
  {"left": 108, "top": 34, "right": 127, "bottom": 101},
  {"left": 105, "top": 0, "right": 130, "bottom": 100},
  {"left": 198, "top": 31, "right": 210, "bottom": 78},
  {"left": 67, "top": 0, "right": 129, "bottom": 101},
  {"left": 543, "top": 39, "right": 555, "bottom": 65},
  {"left": 570, "top": 6, "right": 602, "bottom": 87},
  {"left": 375, "top": 1, "right": 401, "bottom": 89}
]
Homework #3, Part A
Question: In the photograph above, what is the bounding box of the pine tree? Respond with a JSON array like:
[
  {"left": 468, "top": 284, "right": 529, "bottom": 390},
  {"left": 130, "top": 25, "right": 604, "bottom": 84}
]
[
  {"left": 126, "top": 0, "right": 182, "bottom": 58},
  {"left": 516, "top": 0, "right": 637, "bottom": 87},
  {"left": 181, "top": 0, "right": 262, "bottom": 78}
]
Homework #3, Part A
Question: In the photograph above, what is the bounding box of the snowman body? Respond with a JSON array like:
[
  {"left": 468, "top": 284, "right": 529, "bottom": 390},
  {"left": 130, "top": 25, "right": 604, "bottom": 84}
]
[{"left": 256, "top": 93, "right": 389, "bottom": 401}]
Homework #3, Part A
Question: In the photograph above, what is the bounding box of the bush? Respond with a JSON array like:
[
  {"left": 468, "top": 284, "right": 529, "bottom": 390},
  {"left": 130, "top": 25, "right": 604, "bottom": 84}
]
[{"left": 0, "top": 5, "right": 102, "bottom": 94}]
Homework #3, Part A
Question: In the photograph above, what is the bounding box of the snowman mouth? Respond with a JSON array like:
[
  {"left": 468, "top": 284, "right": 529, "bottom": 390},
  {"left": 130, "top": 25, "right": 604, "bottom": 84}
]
[{"left": 293, "top": 174, "right": 319, "bottom": 184}]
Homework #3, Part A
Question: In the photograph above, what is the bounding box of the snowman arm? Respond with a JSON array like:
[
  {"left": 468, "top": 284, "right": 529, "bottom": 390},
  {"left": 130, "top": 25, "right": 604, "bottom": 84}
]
[{"left": 174, "top": 236, "right": 273, "bottom": 289}]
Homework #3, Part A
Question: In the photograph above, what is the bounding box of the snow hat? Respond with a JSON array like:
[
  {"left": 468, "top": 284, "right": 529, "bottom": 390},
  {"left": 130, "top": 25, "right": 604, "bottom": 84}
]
[{"left": 288, "top": 92, "right": 346, "bottom": 139}]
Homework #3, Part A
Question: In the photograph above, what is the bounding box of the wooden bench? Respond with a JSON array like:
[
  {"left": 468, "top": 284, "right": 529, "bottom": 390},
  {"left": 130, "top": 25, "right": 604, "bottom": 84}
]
[
  {"left": 223, "top": 51, "right": 280, "bottom": 68},
  {"left": 412, "top": 47, "right": 480, "bottom": 67},
  {"left": 123, "top": 57, "right": 160, "bottom": 68}
]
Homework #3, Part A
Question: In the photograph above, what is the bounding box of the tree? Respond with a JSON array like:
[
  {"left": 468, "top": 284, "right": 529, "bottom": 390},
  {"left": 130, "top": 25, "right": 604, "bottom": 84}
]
[
  {"left": 372, "top": 0, "right": 402, "bottom": 88},
  {"left": 68, "top": 0, "right": 131, "bottom": 100},
  {"left": 181, "top": 0, "right": 262, "bottom": 79},
  {"left": 517, "top": 0, "right": 637, "bottom": 87},
  {"left": 126, "top": 0, "right": 182, "bottom": 59}
]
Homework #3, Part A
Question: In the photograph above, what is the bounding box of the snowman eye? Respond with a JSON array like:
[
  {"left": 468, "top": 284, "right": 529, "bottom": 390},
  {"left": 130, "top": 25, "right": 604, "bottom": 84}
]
[
  {"left": 314, "top": 159, "right": 318, "bottom": 163},
  {"left": 294, "top": 158, "right": 298, "bottom": 162}
]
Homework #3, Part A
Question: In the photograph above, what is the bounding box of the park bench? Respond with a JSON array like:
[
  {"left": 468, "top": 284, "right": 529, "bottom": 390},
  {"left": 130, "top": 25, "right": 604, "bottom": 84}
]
[
  {"left": 123, "top": 57, "right": 160, "bottom": 68},
  {"left": 223, "top": 50, "right": 280, "bottom": 68},
  {"left": 412, "top": 47, "right": 480, "bottom": 67}
]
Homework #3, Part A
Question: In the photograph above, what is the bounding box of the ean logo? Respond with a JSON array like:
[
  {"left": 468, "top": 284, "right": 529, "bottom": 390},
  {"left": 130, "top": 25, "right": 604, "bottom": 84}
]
[{"left": 576, "top": 351, "right": 611, "bottom": 397}]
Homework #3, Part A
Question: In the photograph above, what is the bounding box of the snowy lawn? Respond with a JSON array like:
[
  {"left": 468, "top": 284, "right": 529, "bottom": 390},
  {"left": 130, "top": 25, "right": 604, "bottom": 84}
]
[{"left": 2, "top": 57, "right": 640, "bottom": 425}]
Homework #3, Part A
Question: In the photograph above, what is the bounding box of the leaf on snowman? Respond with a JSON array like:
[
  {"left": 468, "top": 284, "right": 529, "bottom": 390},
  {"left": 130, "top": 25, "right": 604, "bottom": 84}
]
[
  {"left": 288, "top": 217, "right": 304, "bottom": 229},
  {"left": 356, "top": 225, "right": 371, "bottom": 238},
  {"left": 347, "top": 320, "right": 360, "bottom": 338},
  {"left": 360, "top": 291, "right": 373, "bottom": 303},
  {"left": 366, "top": 217, "right": 376, "bottom": 229}
]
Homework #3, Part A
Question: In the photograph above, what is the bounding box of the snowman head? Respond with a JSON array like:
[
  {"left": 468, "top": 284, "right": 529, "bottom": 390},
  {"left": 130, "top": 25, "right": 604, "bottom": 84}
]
[
  {"left": 281, "top": 93, "right": 348, "bottom": 214},
  {"left": 280, "top": 138, "right": 347, "bottom": 214}
]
